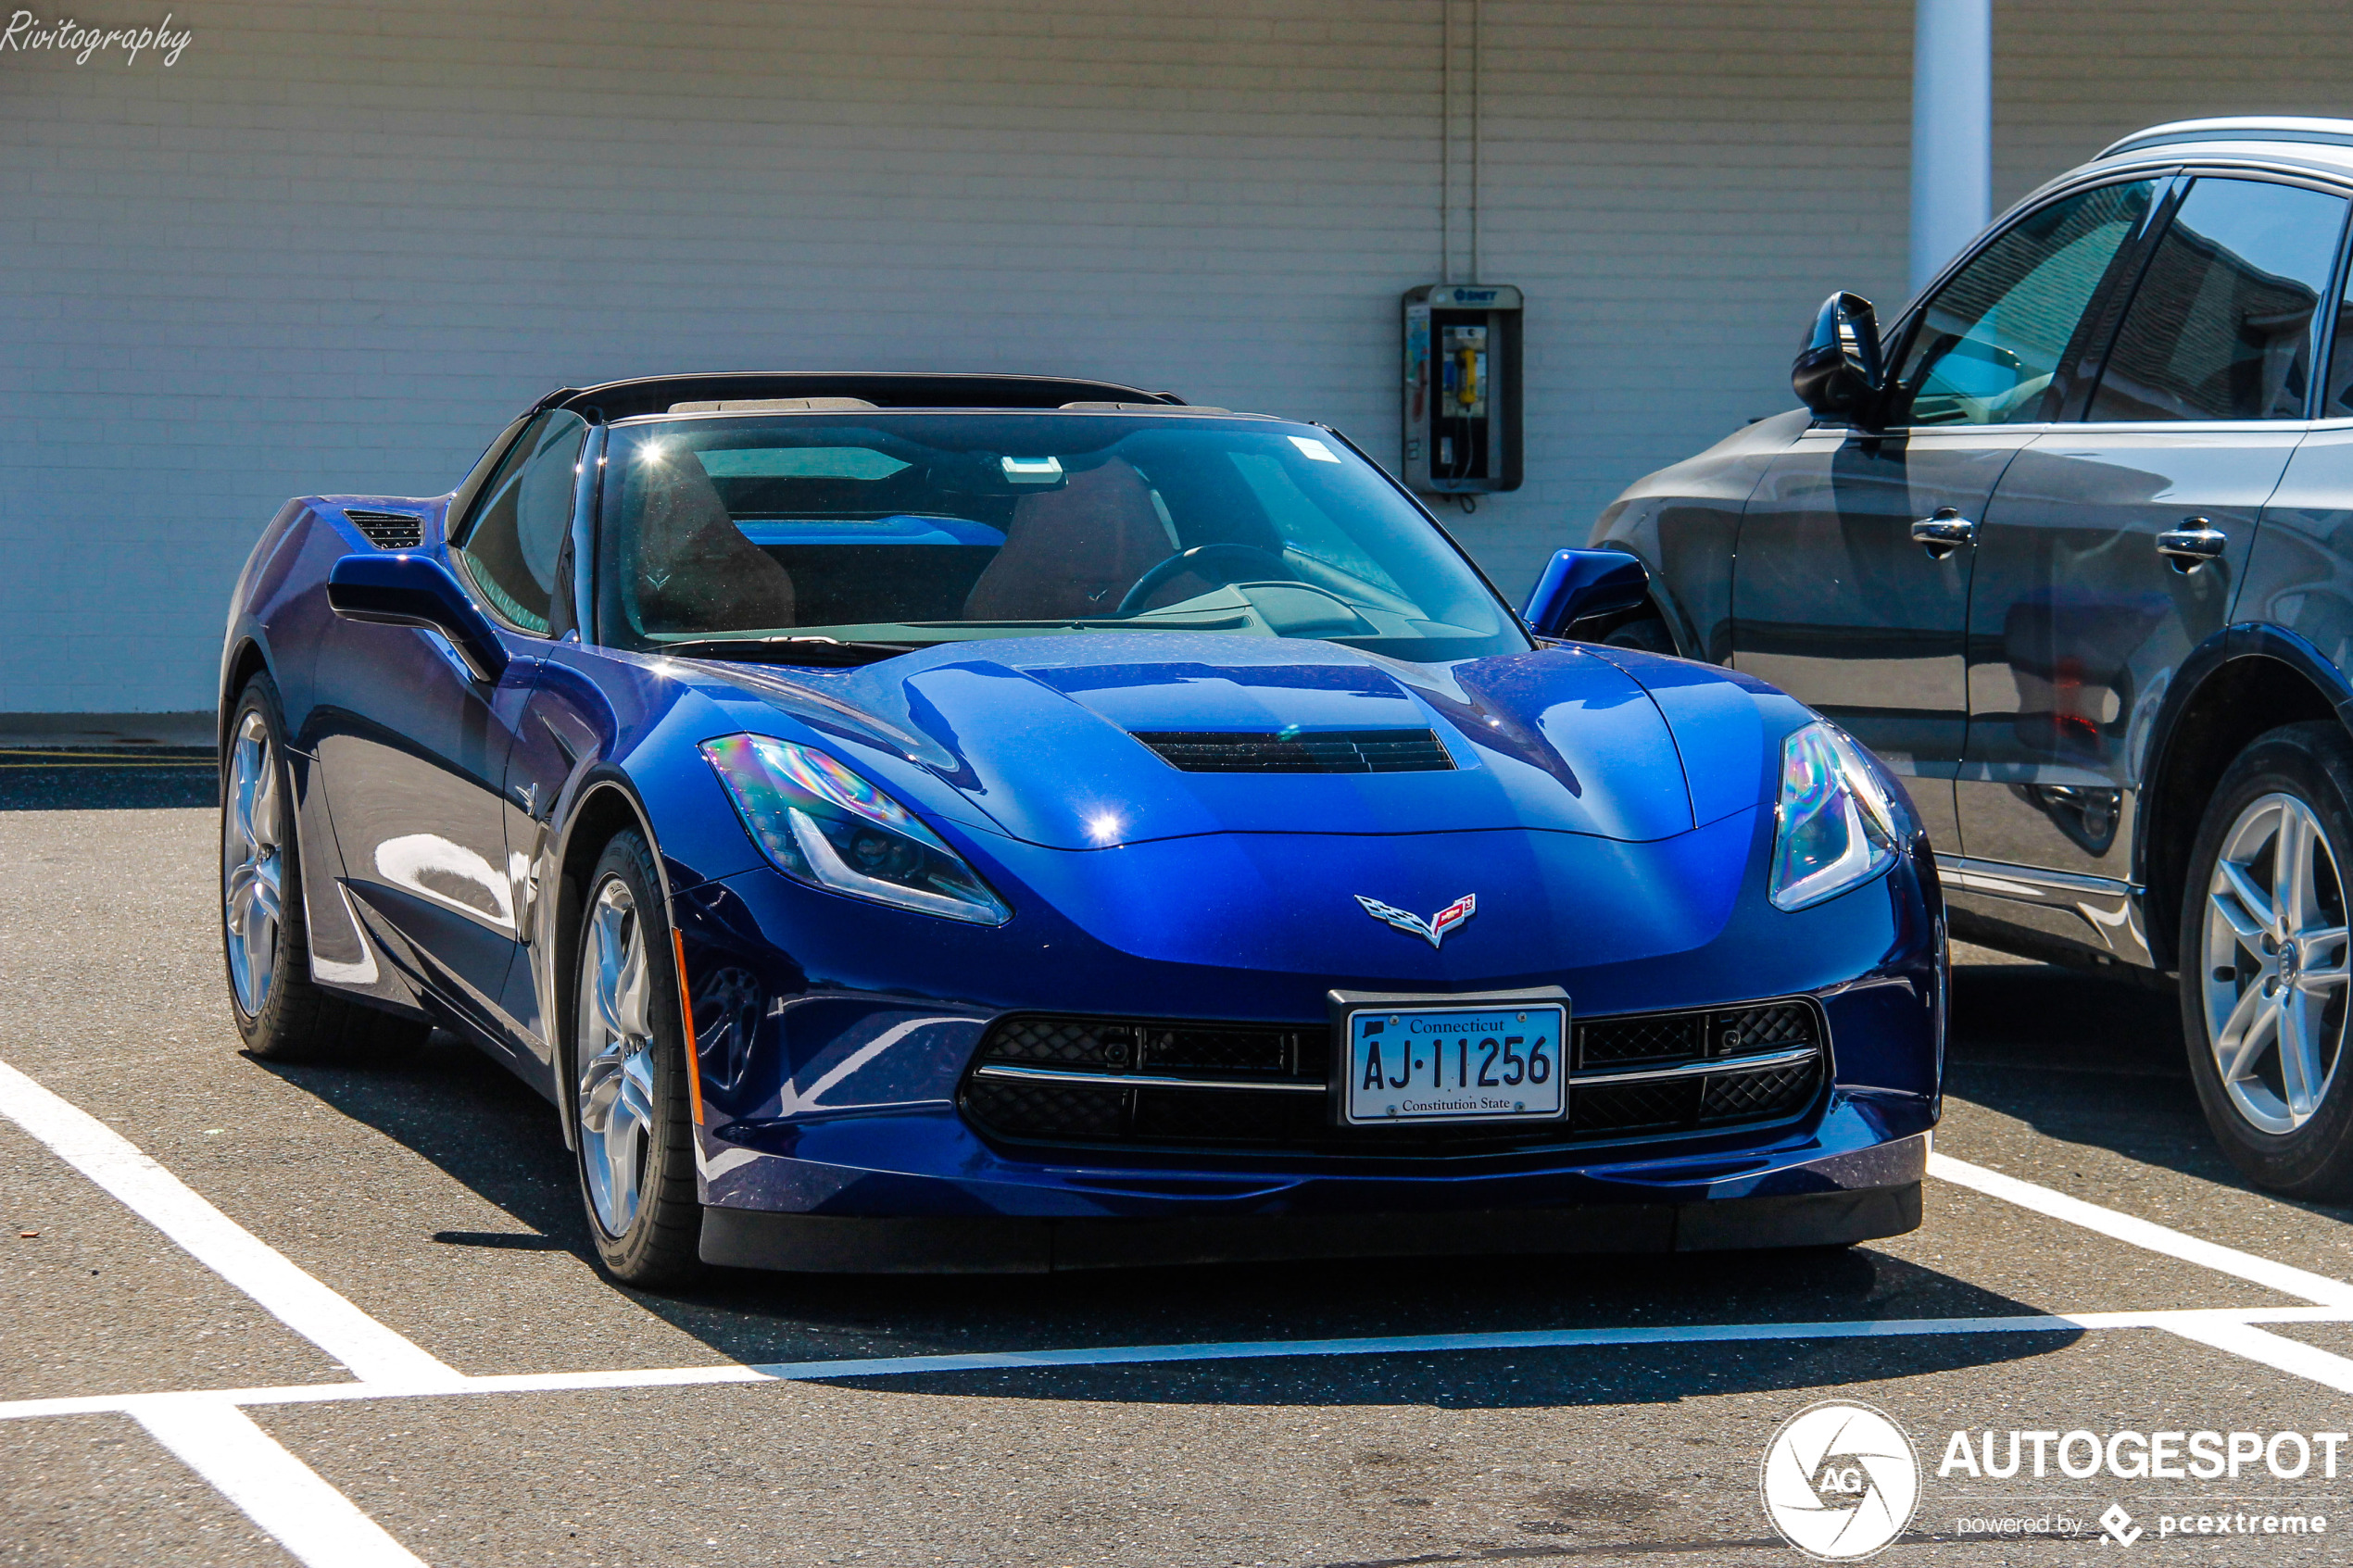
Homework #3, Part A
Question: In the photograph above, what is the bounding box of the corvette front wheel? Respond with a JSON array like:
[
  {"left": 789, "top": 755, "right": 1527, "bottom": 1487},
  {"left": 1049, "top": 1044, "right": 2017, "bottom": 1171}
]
[{"left": 572, "top": 832, "right": 701, "bottom": 1286}]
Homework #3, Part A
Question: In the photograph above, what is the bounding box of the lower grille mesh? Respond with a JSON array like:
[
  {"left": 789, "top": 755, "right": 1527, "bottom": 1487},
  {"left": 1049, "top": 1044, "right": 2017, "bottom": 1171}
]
[
  {"left": 961, "top": 1001, "right": 1826, "bottom": 1156},
  {"left": 963, "top": 1077, "right": 1127, "bottom": 1140}
]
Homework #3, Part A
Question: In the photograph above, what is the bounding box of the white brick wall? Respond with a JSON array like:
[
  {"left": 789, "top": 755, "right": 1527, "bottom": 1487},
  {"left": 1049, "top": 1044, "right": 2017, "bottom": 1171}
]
[{"left": 4, "top": 0, "right": 2350, "bottom": 712}]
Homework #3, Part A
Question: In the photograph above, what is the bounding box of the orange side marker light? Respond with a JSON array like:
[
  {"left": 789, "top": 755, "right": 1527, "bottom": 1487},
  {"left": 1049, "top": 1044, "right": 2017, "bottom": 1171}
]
[{"left": 673, "top": 927, "right": 706, "bottom": 1125}]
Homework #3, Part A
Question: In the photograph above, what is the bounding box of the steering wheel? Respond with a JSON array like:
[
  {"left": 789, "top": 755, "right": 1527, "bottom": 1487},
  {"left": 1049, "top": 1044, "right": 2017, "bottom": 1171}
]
[{"left": 1115, "top": 544, "right": 1293, "bottom": 618}]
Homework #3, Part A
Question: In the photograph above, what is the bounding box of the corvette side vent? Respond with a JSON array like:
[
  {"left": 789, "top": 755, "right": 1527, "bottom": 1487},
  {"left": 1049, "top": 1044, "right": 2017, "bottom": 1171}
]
[
  {"left": 1132, "top": 728, "right": 1454, "bottom": 774},
  {"left": 345, "top": 508, "right": 424, "bottom": 549}
]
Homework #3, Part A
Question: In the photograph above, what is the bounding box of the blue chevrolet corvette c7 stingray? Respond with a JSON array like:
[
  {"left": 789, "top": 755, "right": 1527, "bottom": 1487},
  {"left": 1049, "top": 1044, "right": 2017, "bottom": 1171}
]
[{"left": 216, "top": 372, "right": 1943, "bottom": 1285}]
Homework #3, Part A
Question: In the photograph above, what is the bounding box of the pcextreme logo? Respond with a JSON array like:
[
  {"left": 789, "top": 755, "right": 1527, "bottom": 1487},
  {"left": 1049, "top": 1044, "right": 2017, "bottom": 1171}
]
[{"left": 1760, "top": 1400, "right": 1921, "bottom": 1561}]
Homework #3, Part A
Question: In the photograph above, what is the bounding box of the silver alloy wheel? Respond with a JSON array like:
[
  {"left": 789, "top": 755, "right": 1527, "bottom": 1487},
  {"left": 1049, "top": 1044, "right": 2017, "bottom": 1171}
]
[
  {"left": 2200, "top": 792, "right": 2353, "bottom": 1135},
  {"left": 221, "top": 708, "right": 283, "bottom": 1018},
  {"left": 577, "top": 875, "right": 657, "bottom": 1236}
]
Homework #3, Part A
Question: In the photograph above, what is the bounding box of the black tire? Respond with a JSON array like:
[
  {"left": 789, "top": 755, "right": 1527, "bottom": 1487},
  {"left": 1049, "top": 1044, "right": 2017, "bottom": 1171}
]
[
  {"left": 220, "top": 674, "right": 428, "bottom": 1061},
  {"left": 1602, "top": 615, "right": 1677, "bottom": 656},
  {"left": 2179, "top": 721, "right": 2353, "bottom": 1199},
  {"left": 569, "top": 832, "right": 702, "bottom": 1287}
]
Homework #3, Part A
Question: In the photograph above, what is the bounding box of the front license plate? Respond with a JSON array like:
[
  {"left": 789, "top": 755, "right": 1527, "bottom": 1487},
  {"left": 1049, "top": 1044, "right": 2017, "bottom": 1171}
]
[{"left": 1340, "top": 1002, "right": 1568, "bottom": 1125}]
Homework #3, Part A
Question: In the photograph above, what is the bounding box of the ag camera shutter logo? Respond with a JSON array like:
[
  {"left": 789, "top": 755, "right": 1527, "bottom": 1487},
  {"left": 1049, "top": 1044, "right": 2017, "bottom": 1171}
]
[{"left": 1760, "top": 1400, "right": 1921, "bottom": 1560}]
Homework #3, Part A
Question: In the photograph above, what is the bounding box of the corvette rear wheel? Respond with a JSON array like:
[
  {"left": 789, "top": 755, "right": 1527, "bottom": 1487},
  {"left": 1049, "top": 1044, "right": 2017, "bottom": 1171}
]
[
  {"left": 220, "top": 674, "right": 427, "bottom": 1060},
  {"left": 2182, "top": 721, "right": 2353, "bottom": 1198},
  {"left": 572, "top": 833, "right": 700, "bottom": 1286}
]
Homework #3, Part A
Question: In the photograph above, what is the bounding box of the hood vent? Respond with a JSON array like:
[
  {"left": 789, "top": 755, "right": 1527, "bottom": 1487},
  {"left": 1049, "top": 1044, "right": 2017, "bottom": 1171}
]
[
  {"left": 345, "top": 508, "right": 423, "bottom": 549},
  {"left": 1132, "top": 728, "right": 1454, "bottom": 774}
]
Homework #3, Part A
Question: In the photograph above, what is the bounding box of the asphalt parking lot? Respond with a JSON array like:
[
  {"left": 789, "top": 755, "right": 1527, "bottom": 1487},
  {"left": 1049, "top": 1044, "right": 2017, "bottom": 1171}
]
[{"left": 8, "top": 777, "right": 2353, "bottom": 1565}]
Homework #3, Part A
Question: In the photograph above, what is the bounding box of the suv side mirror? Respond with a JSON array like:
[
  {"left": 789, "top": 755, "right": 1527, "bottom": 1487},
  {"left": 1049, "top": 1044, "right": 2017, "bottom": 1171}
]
[
  {"left": 1523, "top": 549, "right": 1650, "bottom": 639},
  {"left": 1791, "top": 291, "right": 1885, "bottom": 423},
  {"left": 326, "top": 553, "right": 510, "bottom": 683}
]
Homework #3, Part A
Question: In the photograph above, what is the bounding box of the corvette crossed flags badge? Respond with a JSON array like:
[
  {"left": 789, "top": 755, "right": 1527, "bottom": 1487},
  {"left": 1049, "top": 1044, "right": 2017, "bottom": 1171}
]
[{"left": 1354, "top": 893, "right": 1478, "bottom": 948}]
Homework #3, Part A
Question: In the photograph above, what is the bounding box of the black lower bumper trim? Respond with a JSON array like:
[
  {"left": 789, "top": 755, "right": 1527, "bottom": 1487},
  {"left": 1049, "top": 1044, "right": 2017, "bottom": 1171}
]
[{"left": 698, "top": 1182, "right": 1921, "bottom": 1274}]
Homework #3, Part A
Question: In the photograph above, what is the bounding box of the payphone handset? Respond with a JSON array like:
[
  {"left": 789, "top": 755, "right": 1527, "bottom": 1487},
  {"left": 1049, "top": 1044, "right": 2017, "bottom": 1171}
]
[{"left": 1403, "top": 283, "right": 1522, "bottom": 496}]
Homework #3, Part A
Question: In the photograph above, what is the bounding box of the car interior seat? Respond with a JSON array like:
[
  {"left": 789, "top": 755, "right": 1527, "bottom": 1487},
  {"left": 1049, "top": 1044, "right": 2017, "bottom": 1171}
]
[
  {"left": 962, "top": 461, "right": 1173, "bottom": 621},
  {"left": 628, "top": 452, "right": 799, "bottom": 633}
]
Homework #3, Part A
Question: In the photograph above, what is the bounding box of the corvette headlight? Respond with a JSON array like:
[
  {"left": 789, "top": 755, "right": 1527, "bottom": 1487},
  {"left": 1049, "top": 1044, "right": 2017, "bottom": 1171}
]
[
  {"left": 1768, "top": 723, "right": 1903, "bottom": 911},
  {"left": 701, "top": 734, "right": 1010, "bottom": 925}
]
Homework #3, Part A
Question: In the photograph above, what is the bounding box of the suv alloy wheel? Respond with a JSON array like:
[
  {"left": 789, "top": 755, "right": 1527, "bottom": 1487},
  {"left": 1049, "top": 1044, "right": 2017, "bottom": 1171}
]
[{"left": 2182, "top": 722, "right": 2353, "bottom": 1198}]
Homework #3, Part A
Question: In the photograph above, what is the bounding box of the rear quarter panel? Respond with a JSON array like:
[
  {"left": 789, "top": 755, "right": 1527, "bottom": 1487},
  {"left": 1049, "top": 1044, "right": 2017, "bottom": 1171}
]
[{"left": 2240, "top": 423, "right": 2353, "bottom": 673}]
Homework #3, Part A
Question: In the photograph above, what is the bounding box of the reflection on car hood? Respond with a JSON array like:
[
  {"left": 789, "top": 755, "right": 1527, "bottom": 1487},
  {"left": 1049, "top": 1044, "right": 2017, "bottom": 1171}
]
[{"left": 698, "top": 633, "right": 1775, "bottom": 850}]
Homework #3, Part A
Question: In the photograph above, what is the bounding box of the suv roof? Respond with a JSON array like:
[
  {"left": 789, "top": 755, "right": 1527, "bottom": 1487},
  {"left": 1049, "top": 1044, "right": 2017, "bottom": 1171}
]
[
  {"left": 2096, "top": 117, "right": 2353, "bottom": 167},
  {"left": 531, "top": 373, "right": 1188, "bottom": 423}
]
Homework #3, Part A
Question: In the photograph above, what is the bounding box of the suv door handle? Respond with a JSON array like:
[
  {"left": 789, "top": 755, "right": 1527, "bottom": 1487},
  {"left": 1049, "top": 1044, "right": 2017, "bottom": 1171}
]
[
  {"left": 1910, "top": 506, "right": 1978, "bottom": 559},
  {"left": 2156, "top": 520, "right": 2227, "bottom": 572}
]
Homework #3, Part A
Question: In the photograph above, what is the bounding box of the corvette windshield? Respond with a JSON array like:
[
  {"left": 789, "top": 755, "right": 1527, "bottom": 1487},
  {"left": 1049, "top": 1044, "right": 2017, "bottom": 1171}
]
[{"left": 595, "top": 413, "right": 1525, "bottom": 663}]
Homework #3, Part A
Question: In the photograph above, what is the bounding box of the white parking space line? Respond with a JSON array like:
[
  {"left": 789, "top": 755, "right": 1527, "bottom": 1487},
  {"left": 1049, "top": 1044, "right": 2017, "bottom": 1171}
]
[
  {"left": 729, "top": 1308, "right": 2346, "bottom": 1382},
  {"left": 1930, "top": 1151, "right": 2353, "bottom": 1308},
  {"left": 0, "top": 1059, "right": 447, "bottom": 1568},
  {"left": 132, "top": 1395, "right": 428, "bottom": 1568},
  {"left": 14, "top": 1049, "right": 2353, "bottom": 1565},
  {"left": 2159, "top": 1319, "right": 2353, "bottom": 1396},
  {"left": 8, "top": 1305, "right": 2353, "bottom": 1424},
  {"left": 0, "top": 1060, "right": 459, "bottom": 1390}
]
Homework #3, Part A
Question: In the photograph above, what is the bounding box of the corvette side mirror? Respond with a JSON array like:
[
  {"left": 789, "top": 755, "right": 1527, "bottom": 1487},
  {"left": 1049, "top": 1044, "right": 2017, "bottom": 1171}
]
[
  {"left": 1522, "top": 549, "right": 1650, "bottom": 639},
  {"left": 326, "top": 553, "right": 510, "bottom": 683},
  {"left": 1791, "top": 290, "right": 1885, "bottom": 424}
]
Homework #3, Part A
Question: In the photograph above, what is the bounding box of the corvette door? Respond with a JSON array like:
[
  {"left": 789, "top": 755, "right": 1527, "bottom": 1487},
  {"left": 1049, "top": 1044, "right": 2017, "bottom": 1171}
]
[
  {"left": 1958, "top": 177, "right": 2346, "bottom": 894},
  {"left": 312, "top": 412, "right": 586, "bottom": 1039},
  {"left": 1734, "top": 178, "right": 2161, "bottom": 847}
]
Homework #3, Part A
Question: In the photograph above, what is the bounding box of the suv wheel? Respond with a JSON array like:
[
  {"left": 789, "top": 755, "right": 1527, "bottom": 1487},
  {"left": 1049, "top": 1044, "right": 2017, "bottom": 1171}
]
[{"left": 2181, "top": 721, "right": 2353, "bottom": 1198}]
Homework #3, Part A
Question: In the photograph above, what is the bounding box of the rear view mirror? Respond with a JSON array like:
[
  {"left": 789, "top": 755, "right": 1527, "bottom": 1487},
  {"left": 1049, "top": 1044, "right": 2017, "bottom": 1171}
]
[
  {"left": 1791, "top": 291, "right": 1885, "bottom": 424},
  {"left": 1522, "top": 549, "right": 1650, "bottom": 639},
  {"left": 326, "top": 553, "right": 510, "bottom": 683}
]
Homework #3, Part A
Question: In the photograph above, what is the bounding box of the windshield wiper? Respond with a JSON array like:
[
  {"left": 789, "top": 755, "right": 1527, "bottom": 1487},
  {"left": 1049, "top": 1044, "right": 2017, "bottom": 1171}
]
[{"left": 653, "top": 636, "right": 922, "bottom": 668}]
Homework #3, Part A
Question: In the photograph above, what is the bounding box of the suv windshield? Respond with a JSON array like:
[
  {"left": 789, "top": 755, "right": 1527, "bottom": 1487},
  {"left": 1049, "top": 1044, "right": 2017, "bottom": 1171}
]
[{"left": 595, "top": 413, "right": 1525, "bottom": 664}]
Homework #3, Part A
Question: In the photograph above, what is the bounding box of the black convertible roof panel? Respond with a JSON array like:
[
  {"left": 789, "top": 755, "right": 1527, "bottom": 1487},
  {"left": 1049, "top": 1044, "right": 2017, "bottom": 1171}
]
[{"left": 538, "top": 373, "right": 1187, "bottom": 421}]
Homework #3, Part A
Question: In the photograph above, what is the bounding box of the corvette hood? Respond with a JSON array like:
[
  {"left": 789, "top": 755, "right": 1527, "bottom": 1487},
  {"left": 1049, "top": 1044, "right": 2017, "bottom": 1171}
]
[{"left": 703, "top": 634, "right": 1775, "bottom": 850}]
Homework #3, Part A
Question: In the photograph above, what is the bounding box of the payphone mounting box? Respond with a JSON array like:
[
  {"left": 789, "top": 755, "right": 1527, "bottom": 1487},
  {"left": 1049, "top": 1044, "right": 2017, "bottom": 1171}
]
[{"left": 1402, "top": 283, "right": 1523, "bottom": 495}]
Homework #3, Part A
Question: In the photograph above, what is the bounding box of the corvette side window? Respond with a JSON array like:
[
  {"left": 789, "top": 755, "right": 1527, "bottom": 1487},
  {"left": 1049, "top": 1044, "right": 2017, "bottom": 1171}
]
[
  {"left": 1891, "top": 180, "right": 2156, "bottom": 428},
  {"left": 2087, "top": 177, "right": 2348, "bottom": 422},
  {"left": 453, "top": 411, "right": 587, "bottom": 633}
]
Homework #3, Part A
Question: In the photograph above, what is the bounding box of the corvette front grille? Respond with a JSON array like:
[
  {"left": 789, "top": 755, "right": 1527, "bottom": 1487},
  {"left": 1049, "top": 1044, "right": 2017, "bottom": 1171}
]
[
  {"left": 959, "top": 1000, "right": 1826, "bottom": 1156},
  {"left": 1131, "top": 729, "right": 1454, "bottom": 774}
]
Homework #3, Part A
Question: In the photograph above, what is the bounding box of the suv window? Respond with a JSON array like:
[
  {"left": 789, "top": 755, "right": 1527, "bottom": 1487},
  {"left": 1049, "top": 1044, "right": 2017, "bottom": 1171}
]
[
  {"left": 1891, "top": 180, "right": 2157, "bottom": 428},
  {"left": 2086, "top": 176, "right": 2347, "bottom": 422},
  {"left": 452, "top": 411, "right": 588, "bottom": 633},
  {"left": 2327, "top": 262, "right": 2353, "bottom": 419}
]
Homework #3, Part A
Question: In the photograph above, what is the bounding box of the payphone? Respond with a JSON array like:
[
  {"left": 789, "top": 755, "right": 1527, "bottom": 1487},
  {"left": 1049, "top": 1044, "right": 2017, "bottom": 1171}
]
[{"left": 1402, "top": 282, "right": 1522, "bottom": 497}]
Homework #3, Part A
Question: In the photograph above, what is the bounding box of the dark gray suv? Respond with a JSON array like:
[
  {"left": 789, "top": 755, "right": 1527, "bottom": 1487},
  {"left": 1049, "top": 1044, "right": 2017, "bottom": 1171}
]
[{"left": 1592, "top": 118, "right": 2353, "bottom": 1198}]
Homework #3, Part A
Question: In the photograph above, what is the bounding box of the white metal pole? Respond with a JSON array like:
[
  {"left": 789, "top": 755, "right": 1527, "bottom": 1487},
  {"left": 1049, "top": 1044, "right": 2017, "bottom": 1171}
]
[
  {"left": 1909, "top": 0, "right": 1992, "bottom": 296},
  {"left": 1441, "top": 0, "right": 1453, "bottom": 284},
  {"left": 1470, "top": 0, "right": 1481, "bottom": 283}
]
